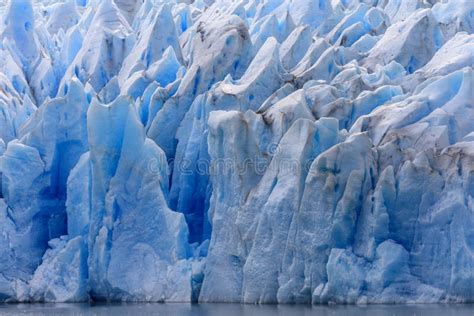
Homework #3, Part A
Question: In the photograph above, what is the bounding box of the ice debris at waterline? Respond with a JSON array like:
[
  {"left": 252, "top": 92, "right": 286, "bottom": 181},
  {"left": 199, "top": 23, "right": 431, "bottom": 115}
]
[{"left": 0, "top": 0, "right": 473, "bottom": 304}]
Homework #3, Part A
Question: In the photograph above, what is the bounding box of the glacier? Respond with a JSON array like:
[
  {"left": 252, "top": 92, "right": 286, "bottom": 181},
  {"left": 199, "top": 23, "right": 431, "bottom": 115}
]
[{"left": 0, "top": 0, "right": 473, "bottom": 304}]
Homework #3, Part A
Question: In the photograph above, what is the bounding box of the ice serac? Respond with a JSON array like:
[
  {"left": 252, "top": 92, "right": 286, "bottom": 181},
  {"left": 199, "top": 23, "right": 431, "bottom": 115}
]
[
  {"left": 200, "top": 93, "right": 342, "bottom": 302},
  {"left": 279, "top": 25, "right": 312, "bottom": 70},
  {"left": 381, "top": 0, "right": 428, "bottom": 23},
  {"left": 249, "top": 13, "right": 294, "bottom": 53},
  {"left": 241, "top": 118, "right": 341, "bottom": 303},
  {"left": 288, "top": 0, "right": 332, "bottom": 28},
  {"left": 170, "top": 36, "right": 285, "bottom": 243},
  {"left": 407, "top": 32, "right": 474, "bottom": 87},
  {"left": 432, "top": 0, "right": 474, "bottom": 40},
  {"left": 0, "top": 0, "right": 39, "bottom": 74},
  {"left": 0, "top": 74, "right": 36, "bottom": 144},
  {"left": 351, "top": 68, "right": 473, "bottom": 147},
  {"left": 147, "top": 13, "right": 252, "bottom": 159},
  {"left": 0, "top": 0, "right": 60, "bottom": 105},
  {"left": 364, "top": 9, "right": 444, "bottom": 73},
  {"left": 114, "top": 0, "right": 143, "bottom": 24},
  {"left": 200, "top": 110, "right": 263, "bottom": 302},
  {"left": 66, "top": 153, "right": 91, "bottom": 239},
  {"left": 0, "top": 198, "right": 23, "bottom": 301},
  {"left": 28, "top": 236, "right": 88, "bottom": 302},
  {"left": 63, "top": 0, "right": 134, "bottom": 92},
  {"left": 86, "top": 96, "right": 192, "bottom": 301},
  {"left": 0, "top": 78, "right": 89, "bottom": 300},
  {"left": 277, "top": 133, "right": 377, "bottom": 304},
  {"left": 118, "top": 3, "right": 183, "bottom": 85},
  {"left": 45, "top": 0, "right": 80, "bottom": 35}
]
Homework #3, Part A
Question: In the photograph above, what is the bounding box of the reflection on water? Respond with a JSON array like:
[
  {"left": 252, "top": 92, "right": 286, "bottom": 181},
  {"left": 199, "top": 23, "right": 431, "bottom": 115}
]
[{"left": 0, "top": 303, "right": 473, "bottom": 316}]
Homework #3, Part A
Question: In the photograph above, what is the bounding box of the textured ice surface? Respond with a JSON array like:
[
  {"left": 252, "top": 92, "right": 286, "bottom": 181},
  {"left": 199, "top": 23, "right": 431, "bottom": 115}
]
[{"left": 0, "top": 0, "right": 473, "bottom": 304}]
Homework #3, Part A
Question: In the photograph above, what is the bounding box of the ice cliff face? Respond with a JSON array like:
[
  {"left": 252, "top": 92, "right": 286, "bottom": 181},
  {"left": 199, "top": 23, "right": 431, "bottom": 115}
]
[{"left": 0, "top": 0, "right": 473, "bottom": 304}]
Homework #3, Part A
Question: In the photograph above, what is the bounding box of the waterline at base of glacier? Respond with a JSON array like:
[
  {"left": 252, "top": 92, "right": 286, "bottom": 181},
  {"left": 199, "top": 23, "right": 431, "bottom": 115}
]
[{"left": 1, "top": 303, "right": 474, "bottom": 316}]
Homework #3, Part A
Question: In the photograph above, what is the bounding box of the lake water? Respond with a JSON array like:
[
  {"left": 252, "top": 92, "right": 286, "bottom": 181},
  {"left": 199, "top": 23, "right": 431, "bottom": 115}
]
[{"left": 0, "top": 303, "right": 473, "bottom": 316}]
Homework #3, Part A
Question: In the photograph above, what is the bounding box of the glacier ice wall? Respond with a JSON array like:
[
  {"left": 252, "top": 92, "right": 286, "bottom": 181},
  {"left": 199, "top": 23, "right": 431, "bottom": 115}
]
[{"left": 0, "top": 0, "right": 473, "bottom": 304}]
